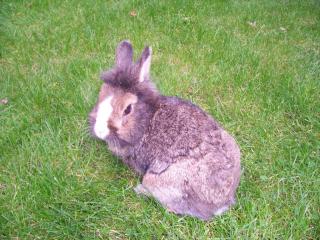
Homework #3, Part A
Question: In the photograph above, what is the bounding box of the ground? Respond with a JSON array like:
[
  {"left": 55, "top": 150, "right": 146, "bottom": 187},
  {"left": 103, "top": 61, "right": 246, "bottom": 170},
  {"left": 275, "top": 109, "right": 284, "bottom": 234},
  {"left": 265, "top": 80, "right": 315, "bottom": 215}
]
[{"left": 0, "top": 0, "right": 319, "bottom": 239}]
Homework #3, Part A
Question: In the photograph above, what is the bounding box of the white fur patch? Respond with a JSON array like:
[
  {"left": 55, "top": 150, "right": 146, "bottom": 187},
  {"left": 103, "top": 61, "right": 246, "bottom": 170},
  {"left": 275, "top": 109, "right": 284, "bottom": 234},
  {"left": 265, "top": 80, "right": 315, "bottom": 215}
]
[{"left": 94, "top": 96, "right": 113, "bottom": 140}]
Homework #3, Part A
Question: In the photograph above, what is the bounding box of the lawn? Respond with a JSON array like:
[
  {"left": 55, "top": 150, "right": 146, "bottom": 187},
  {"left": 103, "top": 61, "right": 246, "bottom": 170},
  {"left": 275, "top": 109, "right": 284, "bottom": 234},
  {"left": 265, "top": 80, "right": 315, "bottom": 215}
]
[{"left": 1, "top": 0, "right": 319, "bottom": 239}]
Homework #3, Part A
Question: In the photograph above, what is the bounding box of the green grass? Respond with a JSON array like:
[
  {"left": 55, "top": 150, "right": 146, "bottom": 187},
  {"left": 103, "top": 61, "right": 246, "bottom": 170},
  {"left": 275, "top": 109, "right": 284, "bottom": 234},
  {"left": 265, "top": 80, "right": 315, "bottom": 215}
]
[{"left": 1, "top": 0, "right": 319, "bottom": 239}]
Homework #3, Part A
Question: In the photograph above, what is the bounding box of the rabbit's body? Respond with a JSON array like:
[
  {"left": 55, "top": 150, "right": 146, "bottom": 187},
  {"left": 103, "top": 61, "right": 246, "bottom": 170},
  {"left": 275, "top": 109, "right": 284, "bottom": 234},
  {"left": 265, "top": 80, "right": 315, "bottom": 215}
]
[{"left": 89, "top": 41, "right": 241, "bottom": 220}]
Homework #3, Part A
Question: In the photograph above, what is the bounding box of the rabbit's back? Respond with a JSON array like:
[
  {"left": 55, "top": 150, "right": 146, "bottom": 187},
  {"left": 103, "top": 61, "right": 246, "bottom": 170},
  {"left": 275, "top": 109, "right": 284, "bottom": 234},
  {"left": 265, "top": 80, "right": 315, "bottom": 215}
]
[
  {"left": 139, "top": 96, "right": 239, "bottom": 169},
  {"left": 138, "top": 97, "right": 241, "bottom": 220}
]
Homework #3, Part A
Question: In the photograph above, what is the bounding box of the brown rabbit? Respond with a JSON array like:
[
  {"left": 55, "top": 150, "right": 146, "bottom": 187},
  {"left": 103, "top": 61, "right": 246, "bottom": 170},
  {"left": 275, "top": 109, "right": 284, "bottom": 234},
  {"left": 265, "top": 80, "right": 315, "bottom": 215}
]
[{"left": 89, "top": 40, "right": 241, "bottom": 220}]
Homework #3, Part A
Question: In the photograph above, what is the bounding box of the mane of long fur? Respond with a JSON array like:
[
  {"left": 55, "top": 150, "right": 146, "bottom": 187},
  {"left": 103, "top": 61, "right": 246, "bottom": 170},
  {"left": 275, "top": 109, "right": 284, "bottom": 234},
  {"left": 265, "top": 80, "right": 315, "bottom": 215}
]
[{"left": 101, "top": 68, "right": 137, "bottom": 90}]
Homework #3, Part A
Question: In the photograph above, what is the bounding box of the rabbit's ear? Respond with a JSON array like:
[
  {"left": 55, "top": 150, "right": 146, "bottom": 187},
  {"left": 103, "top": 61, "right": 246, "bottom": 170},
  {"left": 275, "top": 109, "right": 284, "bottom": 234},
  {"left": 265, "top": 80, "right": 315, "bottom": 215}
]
[
  {"left": 137, "top": 46, "right": 152, "bottom": 82},
  {"left": 116, "top": 40, "right": 133, "bottom": 69}
]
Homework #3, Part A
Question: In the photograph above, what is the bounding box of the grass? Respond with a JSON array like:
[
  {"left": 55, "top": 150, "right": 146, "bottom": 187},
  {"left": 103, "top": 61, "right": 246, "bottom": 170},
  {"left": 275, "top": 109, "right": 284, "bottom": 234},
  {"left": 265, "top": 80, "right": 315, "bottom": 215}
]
[{"left": 0, "top": 0, "right": 319, "bottom": 239}]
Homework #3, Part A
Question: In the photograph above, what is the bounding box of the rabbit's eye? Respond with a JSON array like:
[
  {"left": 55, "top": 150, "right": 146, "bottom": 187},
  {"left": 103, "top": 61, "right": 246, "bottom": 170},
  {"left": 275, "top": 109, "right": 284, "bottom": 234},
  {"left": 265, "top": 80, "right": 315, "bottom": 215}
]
[{"left": 123, "top": 104, "right": 132, "bottom": 116}]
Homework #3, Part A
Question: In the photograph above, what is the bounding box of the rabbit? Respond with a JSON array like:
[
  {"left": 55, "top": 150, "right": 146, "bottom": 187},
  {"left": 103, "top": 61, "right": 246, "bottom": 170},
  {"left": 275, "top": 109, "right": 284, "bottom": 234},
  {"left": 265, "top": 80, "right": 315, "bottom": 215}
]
[{"left": 89, "top": 40, "right": 241, "bottom": 220}]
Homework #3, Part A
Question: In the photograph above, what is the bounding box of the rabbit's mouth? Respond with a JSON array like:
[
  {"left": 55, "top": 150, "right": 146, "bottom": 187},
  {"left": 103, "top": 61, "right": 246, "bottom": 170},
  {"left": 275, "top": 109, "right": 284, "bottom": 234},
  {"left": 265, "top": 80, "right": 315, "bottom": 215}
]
[
  {"left": 106, "top": 132, "right": 130, "bottom": 147},
  {"left": 105, "top": 133, "right": 131, "bottom": 156}
]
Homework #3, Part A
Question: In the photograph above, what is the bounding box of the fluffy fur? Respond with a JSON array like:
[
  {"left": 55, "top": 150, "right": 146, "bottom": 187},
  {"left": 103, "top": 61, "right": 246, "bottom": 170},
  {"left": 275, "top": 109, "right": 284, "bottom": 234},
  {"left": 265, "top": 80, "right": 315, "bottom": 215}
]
[{"left": 89, "top": 40, "right": 241, "bottom": 220}]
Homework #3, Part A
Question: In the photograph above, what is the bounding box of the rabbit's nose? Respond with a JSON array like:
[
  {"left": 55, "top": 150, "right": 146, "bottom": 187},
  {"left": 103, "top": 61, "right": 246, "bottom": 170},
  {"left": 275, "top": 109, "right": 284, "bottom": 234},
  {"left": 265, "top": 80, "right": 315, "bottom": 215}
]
[{"left": 108, "top": 121, "right": 118, "bottom": 132}]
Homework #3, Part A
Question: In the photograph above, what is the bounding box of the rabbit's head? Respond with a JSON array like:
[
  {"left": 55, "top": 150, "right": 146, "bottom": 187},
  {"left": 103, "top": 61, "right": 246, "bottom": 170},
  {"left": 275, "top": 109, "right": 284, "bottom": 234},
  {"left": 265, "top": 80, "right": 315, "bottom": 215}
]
[{"left": 89, "top": 41, "right": 159, "bottom": 146}]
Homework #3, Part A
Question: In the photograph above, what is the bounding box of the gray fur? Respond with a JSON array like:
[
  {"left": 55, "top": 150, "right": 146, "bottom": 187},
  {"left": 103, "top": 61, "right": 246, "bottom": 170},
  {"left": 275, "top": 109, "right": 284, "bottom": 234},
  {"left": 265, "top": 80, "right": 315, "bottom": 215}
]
[{"left": 89, "top": 41, "right": 241, "bottom": 220}]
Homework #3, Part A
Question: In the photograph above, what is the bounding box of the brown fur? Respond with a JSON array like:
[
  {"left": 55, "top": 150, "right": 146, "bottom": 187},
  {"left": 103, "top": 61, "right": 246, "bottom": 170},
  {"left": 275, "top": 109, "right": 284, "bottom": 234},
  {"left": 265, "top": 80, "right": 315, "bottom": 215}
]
[{"left": 89, "top": 41, "right": 241, "bottom": 220}]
